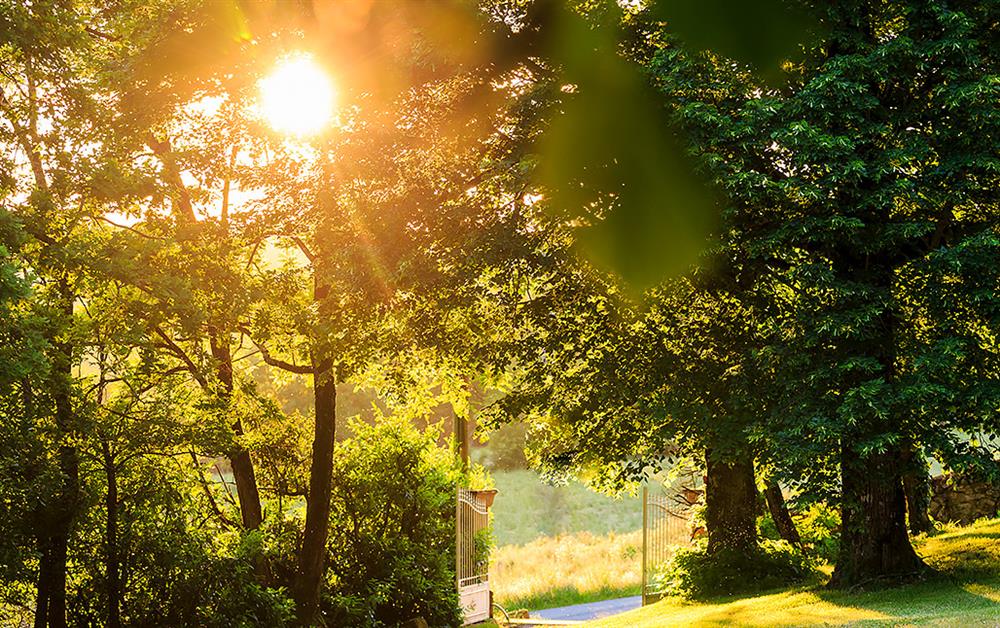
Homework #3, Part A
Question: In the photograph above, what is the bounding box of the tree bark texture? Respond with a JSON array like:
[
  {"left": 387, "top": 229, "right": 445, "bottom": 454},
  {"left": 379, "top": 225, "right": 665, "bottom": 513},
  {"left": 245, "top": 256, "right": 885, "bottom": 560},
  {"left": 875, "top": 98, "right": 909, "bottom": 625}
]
[
  {"left": 35, "top": 282, "right": 77, "bottom": 628},
  {"left": 829, "top": 446, "right": 926, "bottom": 588},
  {"left": 704, "top": 450, "right": 758, "bottom": 554},
  {"left": 209, "top": 330, "right": 263, "bottom": 530},
  {"left": 103, "top": 442, "right": 121, "bottom": 628},
  {"left": 293, "top": 356, "right": 337, "bottom": 625},
  {"left": 900, "top": 446, "right": 934, "bottom": 536},
  {"left": 764, "top": 481, "right": 801, "bottom": 545}
]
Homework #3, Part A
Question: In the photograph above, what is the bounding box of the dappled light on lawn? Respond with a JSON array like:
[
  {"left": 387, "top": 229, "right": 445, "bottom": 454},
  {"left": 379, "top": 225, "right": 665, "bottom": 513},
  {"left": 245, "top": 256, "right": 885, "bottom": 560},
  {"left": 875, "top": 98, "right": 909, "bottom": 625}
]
[{"left": 259, "top": 54, "right": 336, "bottom": 136}]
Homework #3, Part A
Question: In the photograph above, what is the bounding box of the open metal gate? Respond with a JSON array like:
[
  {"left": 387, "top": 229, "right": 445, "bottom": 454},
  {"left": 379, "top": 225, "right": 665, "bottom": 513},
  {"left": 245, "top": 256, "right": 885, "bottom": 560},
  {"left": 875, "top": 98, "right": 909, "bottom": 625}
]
[
  {"left": 642, "top": 486, "right": 694, "bottom": 605},
  {"left": 457, "top": 488, "right": 492, "bottom": 624}
]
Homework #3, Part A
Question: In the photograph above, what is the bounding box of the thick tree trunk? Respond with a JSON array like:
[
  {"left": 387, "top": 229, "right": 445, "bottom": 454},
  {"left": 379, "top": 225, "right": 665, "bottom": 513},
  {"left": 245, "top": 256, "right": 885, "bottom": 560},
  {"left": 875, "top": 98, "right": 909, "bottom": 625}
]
[
  {"left": 704, "top": 450, "right": 758, "bottom": 554},
  {"left": 829, "top": 446, "right": 926, "bottom": 588},
  {"left": 103, "top": 443, "right": 121, "bottom": 628},
  {"left": 209, "top": 331, "right": 263, "bottom": 530},
  {"left": 900, "top": 446, "right": 933, "bottom": 536},
  {"left": 764, "top": 481, "right": 801, "bottom": 545},
  {"left": 34, "top": 468, "right": 73, "bottom": 628},
  {"left": 293, "top": 357, "right": 337, "bottom": 625}
]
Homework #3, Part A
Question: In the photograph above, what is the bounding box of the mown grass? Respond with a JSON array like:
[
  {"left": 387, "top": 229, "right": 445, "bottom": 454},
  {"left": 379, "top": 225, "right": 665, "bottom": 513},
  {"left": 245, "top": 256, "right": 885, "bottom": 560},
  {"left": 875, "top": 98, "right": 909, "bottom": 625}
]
[
  {"left": 590, "top": 518, "right": 1000, "bottom": 627},
  {"left": 491, "top": 530, "right": 643, "bottom": 611}
]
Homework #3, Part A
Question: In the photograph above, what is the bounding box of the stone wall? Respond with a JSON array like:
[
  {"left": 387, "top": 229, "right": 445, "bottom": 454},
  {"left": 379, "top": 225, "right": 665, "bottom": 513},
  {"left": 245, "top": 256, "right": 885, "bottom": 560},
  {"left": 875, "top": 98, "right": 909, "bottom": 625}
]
[{"left": 929, "top": 473, "right": 1000, "bottom": 525}]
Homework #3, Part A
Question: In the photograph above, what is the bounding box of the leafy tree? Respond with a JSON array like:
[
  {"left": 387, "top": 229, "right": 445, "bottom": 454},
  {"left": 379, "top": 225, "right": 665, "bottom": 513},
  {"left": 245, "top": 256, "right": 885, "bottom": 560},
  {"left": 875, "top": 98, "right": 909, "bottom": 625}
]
[{"left": 736, "top": 0, "right": 1000, "bottom": 586}]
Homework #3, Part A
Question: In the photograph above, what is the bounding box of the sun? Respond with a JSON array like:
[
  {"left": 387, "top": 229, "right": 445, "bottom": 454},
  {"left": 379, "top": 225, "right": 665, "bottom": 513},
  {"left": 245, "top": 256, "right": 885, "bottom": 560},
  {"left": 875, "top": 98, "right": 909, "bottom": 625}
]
[{"left": 259, "top": 54, "right": 335, "bottom": 136}]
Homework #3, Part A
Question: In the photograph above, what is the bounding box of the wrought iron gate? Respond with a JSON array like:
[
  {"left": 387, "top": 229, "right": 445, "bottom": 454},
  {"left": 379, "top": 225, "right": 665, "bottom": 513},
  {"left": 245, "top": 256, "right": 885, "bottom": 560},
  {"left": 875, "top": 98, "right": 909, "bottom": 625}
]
[
  {"left": 457, "top": 488, "right": 491, "bottom": 624},
  {"left": 642, "top": 486, "right": 693, "bottom": 605}
]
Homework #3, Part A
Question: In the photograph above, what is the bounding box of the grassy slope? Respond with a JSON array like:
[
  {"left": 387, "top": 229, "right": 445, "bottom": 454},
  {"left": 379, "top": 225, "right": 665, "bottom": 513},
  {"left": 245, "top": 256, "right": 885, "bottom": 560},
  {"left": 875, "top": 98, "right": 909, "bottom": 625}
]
[
  {"left": 591, "top": 518, "right": 1000, "bottom": 627},
  {"left": 490, "top": 470, "right": 641, "bottom": 547}
]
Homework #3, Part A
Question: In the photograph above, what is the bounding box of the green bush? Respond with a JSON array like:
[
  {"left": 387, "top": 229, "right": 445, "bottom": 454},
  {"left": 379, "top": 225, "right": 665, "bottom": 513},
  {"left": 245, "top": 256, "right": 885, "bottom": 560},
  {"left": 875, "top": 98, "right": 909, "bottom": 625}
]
[
  {"left": 653, "top": 540, "right": 819, "bottom": 599},
  {"left": 758, "top": 502, "right": 840, "bottom": 564},
  {"left": 67, "top": 463, "right": 293, "bottom": 628},
  {"left": 321, "top": 415, "right": 473, "bottom": 628}
]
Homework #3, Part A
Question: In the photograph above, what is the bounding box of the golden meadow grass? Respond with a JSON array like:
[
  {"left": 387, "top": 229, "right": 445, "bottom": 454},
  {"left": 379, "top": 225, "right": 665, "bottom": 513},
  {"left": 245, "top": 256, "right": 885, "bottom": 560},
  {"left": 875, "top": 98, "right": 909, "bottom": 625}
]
[{"left": 491, "top": 530, "right": 644, "bottom": 611}]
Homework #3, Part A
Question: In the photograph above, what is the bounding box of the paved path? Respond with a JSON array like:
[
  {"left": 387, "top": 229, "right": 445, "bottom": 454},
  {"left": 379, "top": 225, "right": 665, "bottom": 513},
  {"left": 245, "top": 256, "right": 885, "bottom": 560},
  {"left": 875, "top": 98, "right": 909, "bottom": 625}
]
[{"left": 532, "top": 595, "right": 641, "bottom": 622}]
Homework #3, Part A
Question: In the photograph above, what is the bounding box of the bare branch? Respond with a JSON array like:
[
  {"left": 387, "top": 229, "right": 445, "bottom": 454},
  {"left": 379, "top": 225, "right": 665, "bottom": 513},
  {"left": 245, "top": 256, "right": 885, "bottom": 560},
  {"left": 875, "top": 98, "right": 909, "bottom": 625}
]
[{"left": 146, "top": 133, "right": 197, "bottom": 223}]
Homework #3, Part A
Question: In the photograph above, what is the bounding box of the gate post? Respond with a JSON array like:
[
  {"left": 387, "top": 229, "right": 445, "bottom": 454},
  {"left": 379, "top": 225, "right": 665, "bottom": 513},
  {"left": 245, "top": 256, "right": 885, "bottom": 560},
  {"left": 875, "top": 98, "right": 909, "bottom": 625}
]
[{"left": 641, "top": 486, "right": 648, "bottom": 606}]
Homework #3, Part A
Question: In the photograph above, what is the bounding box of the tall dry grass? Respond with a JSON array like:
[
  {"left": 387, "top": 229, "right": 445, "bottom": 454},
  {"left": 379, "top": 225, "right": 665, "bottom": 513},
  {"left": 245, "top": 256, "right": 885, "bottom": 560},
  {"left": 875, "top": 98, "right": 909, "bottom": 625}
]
[{"left": 491, "top": 530, "right": 644, "bottom": 611}]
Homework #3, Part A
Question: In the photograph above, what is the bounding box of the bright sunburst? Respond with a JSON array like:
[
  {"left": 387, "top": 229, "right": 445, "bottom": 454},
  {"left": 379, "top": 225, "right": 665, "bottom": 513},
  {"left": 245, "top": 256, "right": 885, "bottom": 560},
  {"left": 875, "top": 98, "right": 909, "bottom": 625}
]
[{"left": 259, "top": 54, "right": 335, "bottom": 136}]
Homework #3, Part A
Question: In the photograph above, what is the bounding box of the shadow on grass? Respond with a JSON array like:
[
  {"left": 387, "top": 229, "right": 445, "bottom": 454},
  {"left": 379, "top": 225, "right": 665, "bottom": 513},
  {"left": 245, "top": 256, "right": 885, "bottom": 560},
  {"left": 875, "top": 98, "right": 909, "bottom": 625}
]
[
  {"left": 498, "top": 583, "right": 640, "bottom": 613},
  {"left": 811, "top": 574, "right": 1000, "bottom": 626}
]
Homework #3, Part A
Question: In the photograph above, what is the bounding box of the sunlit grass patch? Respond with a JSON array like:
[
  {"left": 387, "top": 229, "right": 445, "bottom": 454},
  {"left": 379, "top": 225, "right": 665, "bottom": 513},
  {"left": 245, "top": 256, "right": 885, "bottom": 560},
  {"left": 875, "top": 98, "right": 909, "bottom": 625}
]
[
  {"left": 490, "top": 469, "right": 642, "bottom": 547},
  {"left": 491, "top": 530, "right": 643, "bottom": 611},
  {"left": 590, "top": 518, "right": 1000, "bottom": 627}
]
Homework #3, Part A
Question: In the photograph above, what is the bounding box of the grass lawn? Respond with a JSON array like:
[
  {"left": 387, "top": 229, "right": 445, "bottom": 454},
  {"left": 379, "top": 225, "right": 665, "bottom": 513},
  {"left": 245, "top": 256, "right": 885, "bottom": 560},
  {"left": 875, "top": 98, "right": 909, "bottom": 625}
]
[{"left": 590, "top": 518, "right": 1000, "bottom": 627}]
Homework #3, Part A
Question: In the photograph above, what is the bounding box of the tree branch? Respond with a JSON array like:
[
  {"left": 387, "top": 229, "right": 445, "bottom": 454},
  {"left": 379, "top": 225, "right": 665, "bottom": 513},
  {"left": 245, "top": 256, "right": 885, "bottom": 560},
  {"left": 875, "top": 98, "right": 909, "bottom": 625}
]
[
  {"left": 152, "top": 326, "right": 209, "bottom": 388},
  {"left": 237, "top": 326, "right": 313, "bottom": 374},
  {"left": 146, "top": 133, "right": 197, "bottom": 223}
]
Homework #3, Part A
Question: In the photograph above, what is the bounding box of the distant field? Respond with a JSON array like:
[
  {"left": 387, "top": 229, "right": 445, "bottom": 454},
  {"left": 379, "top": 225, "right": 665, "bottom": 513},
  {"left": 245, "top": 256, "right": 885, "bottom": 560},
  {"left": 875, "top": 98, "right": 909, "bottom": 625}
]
[
  {"left": 490, "top": 469, "right": 642, "bottom": 547},
  {"left": 487, "top": 470, "right": 651, "bottom": 611},
  {"left": 492, "top": 529, "right": 644, "bottom": 611}
]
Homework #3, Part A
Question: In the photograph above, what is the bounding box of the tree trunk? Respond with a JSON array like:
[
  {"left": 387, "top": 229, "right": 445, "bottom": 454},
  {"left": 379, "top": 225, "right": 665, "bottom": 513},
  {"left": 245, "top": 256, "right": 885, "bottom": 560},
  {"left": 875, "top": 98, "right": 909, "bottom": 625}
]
[
  {"left": 32, "top": 541, "right": 51, "bottom": 628},
  {"left": 455, "top": 413, "right": 470, "bottom": 469},
  {"left": 35, "top": 280, "right": 77, "bottom": 628},
  {"left": 829, "top": 445, "right": 926, "bottom": 588},
  {"left": 293, "top": 356, "right": 337, "bottom": 625},
  {"left": 209, "top": 331, "right": 263, "bottom": 530},
  {"left": 704, "top": 450, "right": 758, "bottom": 554},
  {"left": 764, "top": 481, "right": 801, "bottom": 545},
  {"left": 900, "top": 446, "right": 933, "bottom": 536},
  {"left": 103, "top": 442, "right": 121, "bottom": 628}
]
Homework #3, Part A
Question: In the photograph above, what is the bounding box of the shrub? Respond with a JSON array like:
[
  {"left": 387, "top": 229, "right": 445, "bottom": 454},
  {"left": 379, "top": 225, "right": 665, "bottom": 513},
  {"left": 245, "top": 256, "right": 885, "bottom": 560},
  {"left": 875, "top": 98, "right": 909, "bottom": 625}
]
[
  {"left": 758, "top": 502, "right": 840, "bottom": 564},
  {"left": 321, "top": 415, "right": 474, "bottom": 628},
  {"left": 68, "top": 475, "right": 294, "bottom": 628},
  {"left": 653, "top": 540, "right": 819, "bottom": 599}
]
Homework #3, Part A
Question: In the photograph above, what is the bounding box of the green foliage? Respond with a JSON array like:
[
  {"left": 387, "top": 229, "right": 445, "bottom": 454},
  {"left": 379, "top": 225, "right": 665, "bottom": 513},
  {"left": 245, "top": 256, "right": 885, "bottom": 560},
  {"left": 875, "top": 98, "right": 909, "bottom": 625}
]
[
  {"left": 648, "top": 0, "right": 822, "bottom": 84},
  {"left": 477, "top": 422, "right": 530, "bottom": 470},
  {"left": 759, "top": 503, "right": 841, "bottom": 564},
  {"left": 70, "top": 522, "right": 293, "bottom": 627},
  {"left": 654, "top": 540, "right": 819, "bottom": 600},
  {"left": 321, "top": 415, "right": 468, "bottom": 628}
]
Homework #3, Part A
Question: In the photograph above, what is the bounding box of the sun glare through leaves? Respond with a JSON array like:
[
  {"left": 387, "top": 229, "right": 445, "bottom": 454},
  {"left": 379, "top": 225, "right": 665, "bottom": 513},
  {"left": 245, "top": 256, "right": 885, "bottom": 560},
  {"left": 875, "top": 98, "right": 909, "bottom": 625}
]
[{"left": 259, "top": 54, "right": 335, "bottom": 136}]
